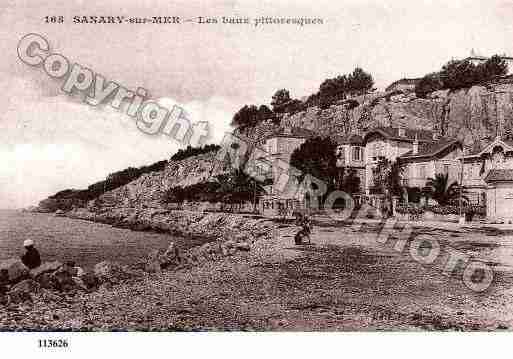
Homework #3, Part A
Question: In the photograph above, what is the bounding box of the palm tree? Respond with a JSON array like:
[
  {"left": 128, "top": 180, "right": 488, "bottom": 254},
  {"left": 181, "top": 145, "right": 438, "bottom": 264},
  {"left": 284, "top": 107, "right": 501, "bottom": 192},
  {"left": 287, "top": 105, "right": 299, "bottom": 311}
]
[
  {"left": 425, "top": 173, "right": 461, "bottom": 206},
  {"left": 216, "top": 169, "right": 265, "bottom": 212}
]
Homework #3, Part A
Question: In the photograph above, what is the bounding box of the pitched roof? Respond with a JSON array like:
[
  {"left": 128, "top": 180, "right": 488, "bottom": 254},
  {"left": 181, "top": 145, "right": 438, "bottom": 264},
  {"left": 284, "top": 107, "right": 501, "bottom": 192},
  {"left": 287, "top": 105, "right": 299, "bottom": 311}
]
[
  {"left": 484, "top": 169, "right": 513, "bottom": 182},
  {"left": 267, "top": 126, "right": 316, "bottom": 140},
  {"left": 464, "top": 137, "right": 513, "bottom": 158},
  {"left": 400, "top": 138, "right": 461, "bottom": 160},
  {"left": 363, "top": 127, "right": 434, "bottom": 143},
  {"left": 332, "top": 134, "right": 364, "bottom": 145}
]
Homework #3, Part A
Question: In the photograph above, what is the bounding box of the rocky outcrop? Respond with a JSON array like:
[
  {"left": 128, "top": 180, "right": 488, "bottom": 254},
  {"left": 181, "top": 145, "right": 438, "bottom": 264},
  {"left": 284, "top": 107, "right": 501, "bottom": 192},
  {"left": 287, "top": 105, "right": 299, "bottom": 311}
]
[
  {"left": 29, "top": 261, "right": 62, "bottom": 279},
  {"left": 0, "top": 259, "right": 29, "bottom": 283},
  {"left": 238, "top": 82, "right": 513, "bottom": 151},
  {"left": 93, "top": 261, "right": 143, "bottom": 285}
]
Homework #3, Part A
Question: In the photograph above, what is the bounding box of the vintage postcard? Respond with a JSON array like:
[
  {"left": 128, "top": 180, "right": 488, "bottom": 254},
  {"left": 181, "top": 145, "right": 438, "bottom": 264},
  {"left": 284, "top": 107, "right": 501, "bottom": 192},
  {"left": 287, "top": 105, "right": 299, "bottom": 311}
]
[{"left": 1, "top": 0, "right": 513, "bottom": 356}]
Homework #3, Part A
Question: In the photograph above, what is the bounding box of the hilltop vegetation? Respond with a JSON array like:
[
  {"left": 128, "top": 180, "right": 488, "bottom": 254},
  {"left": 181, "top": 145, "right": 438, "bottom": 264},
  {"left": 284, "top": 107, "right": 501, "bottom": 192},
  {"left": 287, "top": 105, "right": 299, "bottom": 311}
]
[
  {"left": 38, "top": 144, "right": 221, "bottom": 212},
  {"left": 415, "top": 55, "right": 508, "bottom": 98},
  {"left": 231, "top": 67, "right": 374, "bottom": 128}
]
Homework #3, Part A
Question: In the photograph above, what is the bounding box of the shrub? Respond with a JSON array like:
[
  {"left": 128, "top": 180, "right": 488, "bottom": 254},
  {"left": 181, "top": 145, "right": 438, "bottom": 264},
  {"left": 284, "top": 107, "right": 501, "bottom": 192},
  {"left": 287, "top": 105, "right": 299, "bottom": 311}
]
[
  {"left": 424, "top": 204, "right": 485, "bottom": 216},
  {"left": 396, "top": 203, "right": 425, "bottom": 215}
]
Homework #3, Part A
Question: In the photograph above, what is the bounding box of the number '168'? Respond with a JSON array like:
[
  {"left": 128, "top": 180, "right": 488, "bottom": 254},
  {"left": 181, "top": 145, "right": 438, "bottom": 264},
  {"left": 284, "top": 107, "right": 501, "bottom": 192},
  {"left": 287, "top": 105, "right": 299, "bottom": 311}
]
[{"left": 44, "top": 16, "right": 64, "bottom": 23}]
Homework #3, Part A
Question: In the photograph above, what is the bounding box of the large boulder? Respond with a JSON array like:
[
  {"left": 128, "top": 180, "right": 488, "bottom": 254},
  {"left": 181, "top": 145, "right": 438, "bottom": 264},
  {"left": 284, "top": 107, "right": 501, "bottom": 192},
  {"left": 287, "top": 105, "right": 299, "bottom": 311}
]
[
  {"left": 36, "top": 272, "right": 59, "bottom": 290},
  {"left": 52, "top": 269, "right": 76, "bottom": 292},
  {"left": 0, "top": 259, "right": 29, "bottom": 283},
  {"left": 8, "top": 279, "right": 40, "bottom": 304},
  {"left": 94, "top": 261, "right": 140, "bottom": 284},
  {"left": 80, "top": 271, "right": 98, "bottom": 290},
  {"left": 29, "top": 261, "right": 62, "bottom": 279},
  {"left": 145, "top": 249, "right": 162, "bottom": 273}
]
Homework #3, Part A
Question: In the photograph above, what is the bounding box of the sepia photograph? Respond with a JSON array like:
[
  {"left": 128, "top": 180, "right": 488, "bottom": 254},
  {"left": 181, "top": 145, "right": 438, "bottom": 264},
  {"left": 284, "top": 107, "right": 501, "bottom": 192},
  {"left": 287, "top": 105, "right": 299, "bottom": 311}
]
[{"left": 1, "top": 0, "right": 513, "bottom": 356}]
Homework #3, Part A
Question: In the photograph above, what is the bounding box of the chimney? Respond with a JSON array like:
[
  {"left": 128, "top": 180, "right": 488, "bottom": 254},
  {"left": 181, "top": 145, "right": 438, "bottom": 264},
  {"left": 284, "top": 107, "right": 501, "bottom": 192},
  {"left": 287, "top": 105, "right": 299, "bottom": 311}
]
[{"left": 413, "top": 134, "right": 419, "bottom": 154}]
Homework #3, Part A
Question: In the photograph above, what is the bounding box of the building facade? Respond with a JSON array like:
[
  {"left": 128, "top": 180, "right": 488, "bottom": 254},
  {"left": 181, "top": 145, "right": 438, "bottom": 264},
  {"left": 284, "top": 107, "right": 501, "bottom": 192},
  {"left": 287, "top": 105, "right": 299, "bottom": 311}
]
[
  {"left": 333, "top": 133, "right": 366, "bottom": 191},
  {"left": 257, "top": 127, "right": 316, "bottom": 216},
  {"left": 399, "top": 138, "right": 462, "bottom": 189},
  {"left": 461, "top": 136, "right": 513, "bottom": 220},
  {"left": 362, "top": 127, "right": 436, "bottom": 194}
]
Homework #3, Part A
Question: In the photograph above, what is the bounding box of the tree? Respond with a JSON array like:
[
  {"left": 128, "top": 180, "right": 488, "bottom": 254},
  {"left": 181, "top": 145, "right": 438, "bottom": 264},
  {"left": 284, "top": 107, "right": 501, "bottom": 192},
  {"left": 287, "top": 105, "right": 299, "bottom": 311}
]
[
  {"left": 231, "top": 104, "right": 275, "bottom": 128},
  {"left": 171, "top": 144, "right": 221, "bottom": 161},
  {"left": 231, "top": 105, "right": 260, "bottom": 128},
  {"left": 290, "top": 136, "right": 338, "bottom": 204},
  {"left": 372, "top": 158, "right": 403, "bottom": 196},
  {"left": 215, "top": 169, "right": 265, "bottom": 211},
  {"left": 162, "top": 186, "right": 187, "bottom": 206},
  {"left": 347, "top": 67, "right": 374, "bottom": 96},
  {"left": 271, "top": 89, "right": 291, "bottom": 111},
  {"left": 416, "top": 54, "right": 509, "bottom": 97},
  {"left": 415, "top": 73, "right": 443, "bottom": 98},
  {"left": 425, "top": 173, "right": 460, "bottom": 205},
  {"left": 341, "top": 168, "right": 361, "bottom": 194},
  {"left": 257, "top": 105, "right": 276, "bottom": 123}
]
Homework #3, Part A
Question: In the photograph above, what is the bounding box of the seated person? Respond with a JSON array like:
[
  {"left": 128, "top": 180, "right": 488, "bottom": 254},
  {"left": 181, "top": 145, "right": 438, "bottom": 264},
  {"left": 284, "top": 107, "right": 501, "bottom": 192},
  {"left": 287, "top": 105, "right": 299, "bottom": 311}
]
[{"left": 21, "top": 239, "right": 41, "bottom": 269}]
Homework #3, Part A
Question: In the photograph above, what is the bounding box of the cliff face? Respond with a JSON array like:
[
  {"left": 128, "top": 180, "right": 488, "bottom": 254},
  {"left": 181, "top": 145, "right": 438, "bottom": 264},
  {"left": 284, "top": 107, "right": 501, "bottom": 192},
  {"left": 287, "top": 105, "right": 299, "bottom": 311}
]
[
  {"left": 238, "top": 82, "right": 513, "bottom": 151},
  {"left": 93, "top": 152, "right": 228, "bottom": 209}
]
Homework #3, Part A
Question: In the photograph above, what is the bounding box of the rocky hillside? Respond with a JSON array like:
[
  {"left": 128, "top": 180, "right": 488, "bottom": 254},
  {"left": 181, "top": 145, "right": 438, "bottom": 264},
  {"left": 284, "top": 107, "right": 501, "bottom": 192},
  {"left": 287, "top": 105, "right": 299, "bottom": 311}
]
[
  {"left": 92, "top": 152, "right": 229, "bottom": 209},
  {"left": 238, "top": 80, "right": 513, "bottom": 152}
]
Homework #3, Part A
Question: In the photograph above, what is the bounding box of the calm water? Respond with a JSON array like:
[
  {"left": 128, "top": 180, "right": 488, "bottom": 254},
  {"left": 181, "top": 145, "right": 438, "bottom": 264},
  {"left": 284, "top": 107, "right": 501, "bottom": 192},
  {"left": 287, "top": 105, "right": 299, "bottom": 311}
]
[{"left": 0, "top": 210, "right": 202, "bottom": 270}]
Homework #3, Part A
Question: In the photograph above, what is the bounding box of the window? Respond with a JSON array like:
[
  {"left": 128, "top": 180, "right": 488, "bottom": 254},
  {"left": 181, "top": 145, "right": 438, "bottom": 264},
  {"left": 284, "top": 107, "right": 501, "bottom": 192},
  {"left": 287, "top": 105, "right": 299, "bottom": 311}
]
[
  {"left": 352, "top": 147, "right": 361, "bottom": 161},
  {"left": 267, "top": 138, "right": 278, "bottom": 154},
  {"left": 419, "top": 165, "right": 426, "bottom": 178},
  {"left": 372, "top": 141, "right": 384, "bottom": 159}
]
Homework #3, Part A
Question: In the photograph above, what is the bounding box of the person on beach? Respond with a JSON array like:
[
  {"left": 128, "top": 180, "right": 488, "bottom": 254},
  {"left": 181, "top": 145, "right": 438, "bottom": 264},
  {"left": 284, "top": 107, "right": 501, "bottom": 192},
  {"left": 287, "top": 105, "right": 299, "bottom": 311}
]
[
  {"left": 294, "top": 212, "right": 312, "bottom": 245},
  {"left": 21, "top": 239, "right": 41, "bottom": 269}
]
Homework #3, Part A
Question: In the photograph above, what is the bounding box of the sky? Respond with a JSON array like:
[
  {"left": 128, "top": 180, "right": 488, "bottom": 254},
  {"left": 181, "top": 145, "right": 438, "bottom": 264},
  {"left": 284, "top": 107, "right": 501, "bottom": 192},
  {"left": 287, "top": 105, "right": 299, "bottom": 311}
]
[{"left": 1, "top": 0, "right": 513, "bottom": 209}]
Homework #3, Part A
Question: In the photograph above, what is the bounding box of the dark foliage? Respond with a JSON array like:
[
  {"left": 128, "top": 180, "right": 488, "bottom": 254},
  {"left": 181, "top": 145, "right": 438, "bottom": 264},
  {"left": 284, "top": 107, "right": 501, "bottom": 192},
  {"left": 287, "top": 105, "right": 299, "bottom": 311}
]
[
  {"left": 161, "top": 169, "right": 265, "bottom": 209},
  {"left": 170, "top": 144, "right": 221, "bottom": 161},
  {"left": 290, "top": 137, "right": 338, "bottom": 200},
  {"left": 415, "top": 55, "right": 508, "bottom": 97},
  {"left": 231, "top": 104, "right": 276, "bottom": 128},
  {"left": 271, "top": 89, "right": 292, "bottom": 111},
  {"left": 341, "top": 168, "right": 361, "bottom": 194},
  {"left": 415, "top": 73, "right": 443, "bottom": 98},
  {"left": 43, "top": 144, "right": 221, "bottom": 211}
]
